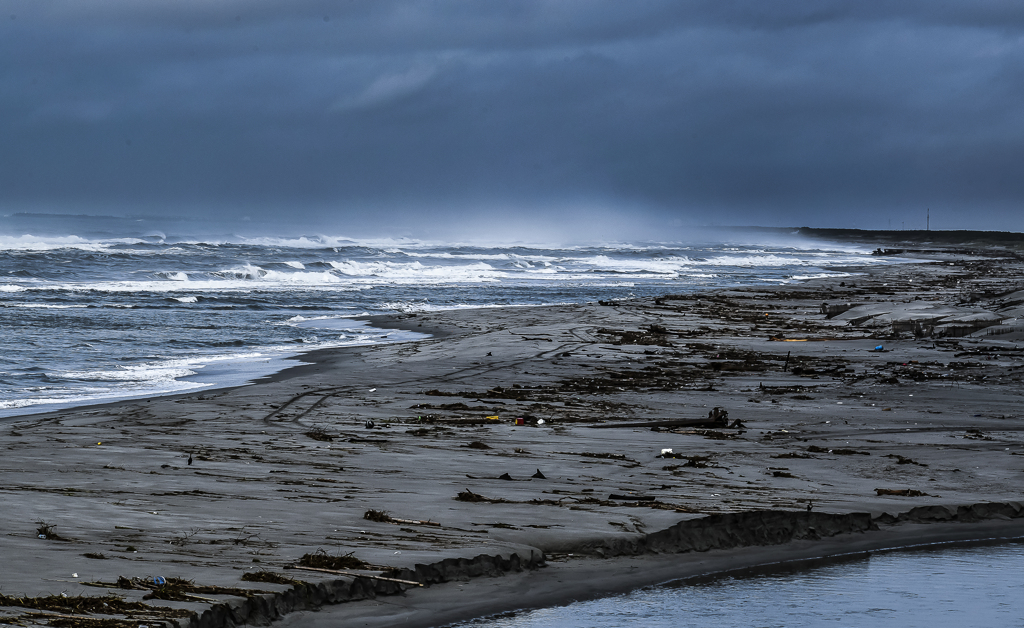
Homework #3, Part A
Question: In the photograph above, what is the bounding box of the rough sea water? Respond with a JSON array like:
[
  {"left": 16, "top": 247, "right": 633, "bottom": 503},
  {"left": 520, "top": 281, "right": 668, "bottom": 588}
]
[
  {"left": 0, "top": 231, "right": 903, "bottom": 417},
  {"left": 453, "top": 543, "right": 1024, "bottom": 628}
]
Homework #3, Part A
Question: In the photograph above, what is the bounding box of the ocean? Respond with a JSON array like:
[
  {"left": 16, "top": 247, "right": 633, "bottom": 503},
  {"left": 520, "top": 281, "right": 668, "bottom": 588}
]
[
  {"left": 451, "top": 542, "right": 1024, "bottom": 628},
  {"left": 0, "top": 231, "right": 903, "bottom": 417}
]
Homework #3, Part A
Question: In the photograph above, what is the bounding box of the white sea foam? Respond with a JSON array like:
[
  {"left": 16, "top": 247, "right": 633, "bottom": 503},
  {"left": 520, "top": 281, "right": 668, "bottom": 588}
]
[
  {"left": 376, "top": 301, "right": 549, "bottom": 313},
  {"left": 173, "top": 296, "right": 199, "bottom": 303},
  {"left": 284, "top": 261, "right": 305, "bottom": 269},
  {"left": 158, "top": 271, "right": 190, "bottom": 281},
  {"left": 327, "top": 260, "right": 506, "bottom": 283},
  {"left": 282, "top": 314, "right": 359, "bottom": 324},
  {"left": 288, "top": 317, "right": 371, "bottom": 330},
  {"left": 389, "top": 250, "right": 564, "bottom": 264},
  {"left": 19, "top": 277, "right": 362, "bottom": 294},
  {"left": 59, "top": 364, "right": 200, "bottom": 383},
  {"left": 213, "top": 264, "right": 345, "bottom": 284},
  {"left": 0, "top": 324, "right": 428, "bottom": 416},
  {"left": 0, "top": 234, "right": 146, "bottom": 252},
  {"left": 0, "top": 383, "right": 210, "bottom": 410},
  {"left": 787, "top": 272, "right": 857, "bottom": 281}
]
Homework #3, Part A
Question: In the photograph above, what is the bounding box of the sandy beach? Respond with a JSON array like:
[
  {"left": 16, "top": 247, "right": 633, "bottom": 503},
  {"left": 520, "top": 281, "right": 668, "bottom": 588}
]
[{"left": 4, "top": 237, "right": 1024, "bottom": 628}]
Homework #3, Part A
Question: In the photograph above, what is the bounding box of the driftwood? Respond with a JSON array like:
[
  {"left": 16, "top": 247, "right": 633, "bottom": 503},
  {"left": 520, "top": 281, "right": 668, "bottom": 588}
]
[
  {"left": 589, "top": 408, "right": 731, "bottom": 430},
  {"left": 589, "top": 418, "right": 723, "bottom": 429},
  {"left": 284, "top": 566, "right": 423, "bottom": 586},
  {"left": 390, "top": 517, "right": 441, "bottom": 527}
]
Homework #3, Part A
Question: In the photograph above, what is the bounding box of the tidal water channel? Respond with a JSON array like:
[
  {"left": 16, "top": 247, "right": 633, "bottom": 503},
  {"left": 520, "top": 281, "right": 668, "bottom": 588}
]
[{"left": 453, "top": 542, "right": 1024, "bottom": 628}]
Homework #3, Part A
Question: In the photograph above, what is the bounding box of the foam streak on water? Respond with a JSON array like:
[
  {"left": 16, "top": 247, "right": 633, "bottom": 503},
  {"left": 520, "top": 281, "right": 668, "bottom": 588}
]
[{"left": 0, "top": 235, "right": 904, "bottom": 416}]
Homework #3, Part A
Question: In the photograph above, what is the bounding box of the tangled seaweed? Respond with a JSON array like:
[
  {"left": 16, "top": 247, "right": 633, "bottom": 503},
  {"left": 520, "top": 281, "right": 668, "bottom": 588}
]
[{"left": 298, "top": 549, "right": 370, "bottom": 570}]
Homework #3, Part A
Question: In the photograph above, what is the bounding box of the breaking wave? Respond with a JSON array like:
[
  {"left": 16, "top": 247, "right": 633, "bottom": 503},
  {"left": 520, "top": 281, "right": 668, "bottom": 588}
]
[{"left": 0, "top": 234, "right": 919, "bottom": 418}]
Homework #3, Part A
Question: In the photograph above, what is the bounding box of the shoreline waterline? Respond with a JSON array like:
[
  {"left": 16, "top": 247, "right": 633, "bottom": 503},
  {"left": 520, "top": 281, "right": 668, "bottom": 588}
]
[
  {"left": 449, "top": 535, "right": 1024, "bottom": 628},
  {"left": 278, "top": 518, "right": 1024, "bottom": 628},
  {"left": 0, "top": 318, "right": 431, "bottom": 419}
]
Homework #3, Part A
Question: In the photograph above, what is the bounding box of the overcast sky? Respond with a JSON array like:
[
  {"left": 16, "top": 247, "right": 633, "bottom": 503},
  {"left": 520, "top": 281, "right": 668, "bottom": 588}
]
[{"left": 1, "top": 1, "right": 1022, "bottom": 238}]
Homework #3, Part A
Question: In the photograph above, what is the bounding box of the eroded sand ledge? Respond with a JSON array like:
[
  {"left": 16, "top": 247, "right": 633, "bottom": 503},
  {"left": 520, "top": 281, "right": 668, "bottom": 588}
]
[{"left": 3, "top": 240, "right": 1024, "bottom": 627}]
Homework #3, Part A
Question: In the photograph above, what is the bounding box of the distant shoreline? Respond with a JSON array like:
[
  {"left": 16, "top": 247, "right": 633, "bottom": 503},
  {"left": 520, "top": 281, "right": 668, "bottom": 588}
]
[{"left": 699, "top": 225, "right": 1024, "bottom": 246}]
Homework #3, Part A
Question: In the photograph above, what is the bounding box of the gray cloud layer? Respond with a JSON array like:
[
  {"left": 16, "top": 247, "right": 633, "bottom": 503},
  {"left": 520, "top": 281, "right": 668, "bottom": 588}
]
[{"left": 2, "top": 1, "right": 1022, "bottom": 236}]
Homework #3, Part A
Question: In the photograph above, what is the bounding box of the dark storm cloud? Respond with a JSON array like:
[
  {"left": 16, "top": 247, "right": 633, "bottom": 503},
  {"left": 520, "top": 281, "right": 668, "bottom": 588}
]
[{"left": 1, "top": 0, "right": 1022, "bottom": 235}]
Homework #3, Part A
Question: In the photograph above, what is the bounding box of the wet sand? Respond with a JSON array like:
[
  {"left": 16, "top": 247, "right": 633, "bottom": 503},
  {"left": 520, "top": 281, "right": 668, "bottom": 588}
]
[{"left": 3, "top": 240, "right": 1024, "bottom": 627}]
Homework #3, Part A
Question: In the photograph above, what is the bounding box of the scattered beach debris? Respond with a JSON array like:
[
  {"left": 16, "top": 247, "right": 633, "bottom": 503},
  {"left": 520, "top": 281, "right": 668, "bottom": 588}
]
[
  {"left": 140, "top": 579, "right": 250, "bottom": 602},
  {"left": 284, "top": 565, "right": 422, "bottom": 586},
  {"left": 304, "top": 426, "right": 334, "bottom": 442},
  {"left": 532, "top": 469, "right": 547, "bottom": 479},
  {"left": 885, "top": 454, "right": 928, "bottom": 466},
  {"left": 875, "top": 488, "right": 930, "bottom": 497},
  {"left": 0, "top": 592, "right": 193, "bottom": 618},
  {"left": 595, "top": 326, "right": 673, "bottom": 347},
  {"left": 556, "top": 451, "right": 637, "bottom": 463},
  {"left": 298, "top": 549, "right": 371, "bottom": 570},
  {"left": 362, "top": 509, "right": 440, "bottom": 527},
  {"left": 363, "top": 509, "right": 393, "bottom": 523},
  {"left": 590, "top": 412, "right": 734, "bottom": 430},
  {"left": 609, "top": 494, "right": 655, "bottom": 501},
  {"left": 456, "top": 488, "right": 512, "bottom": 503},
  {"left": 463, "top": 441, "right": 491, "bottom": 449},
  {"left": 241, "top": 571, "right": 305, "bottom": 586},
  {"left": 662, "top": 455, "right": 714, "bottom": 469},
  {"left": 457, "top": 489, "right": 484, "bottom": 502},
  {"left": 476, "top": 522, "right": 519, "bottom": 529},
  {"left": 693, "top": 429, "right": 739, "bottom": 440},
  {"left": 80, "top": 576, "right": 256, "bottom": 603},
  {"left": 35, "top": 521, "right": 66, "bottom": 541}
]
